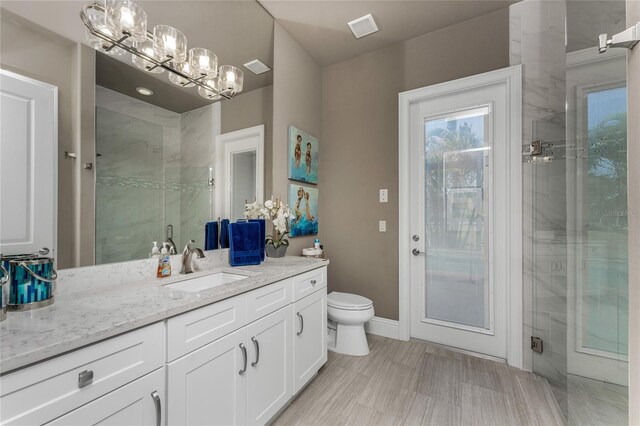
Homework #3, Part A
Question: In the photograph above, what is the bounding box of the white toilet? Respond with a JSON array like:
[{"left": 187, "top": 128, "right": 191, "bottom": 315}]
[{"left": 327, "top": 291, "right": 374, "bottom": 356}]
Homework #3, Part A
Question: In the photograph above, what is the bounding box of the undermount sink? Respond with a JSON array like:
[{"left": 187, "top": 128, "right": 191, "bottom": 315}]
[{"left": 164, "top": 272, "right": 248, "bottom": 293}]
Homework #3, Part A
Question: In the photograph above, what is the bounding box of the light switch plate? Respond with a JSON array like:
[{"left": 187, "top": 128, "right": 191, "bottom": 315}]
[
  {"left": 379, "top": 189, "right": 388, "bottom": 203},
  {"left": 379, "top": 220, "right": 387, "bottom": 232}
]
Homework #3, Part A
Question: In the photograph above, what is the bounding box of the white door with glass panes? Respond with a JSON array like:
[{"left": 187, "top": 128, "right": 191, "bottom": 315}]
[{"left": 404, "top": 67, "right": 521, "bottom": 360}]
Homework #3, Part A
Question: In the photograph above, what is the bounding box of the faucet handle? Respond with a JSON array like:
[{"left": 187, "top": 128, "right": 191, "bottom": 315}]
[{"left": 182, "top": 240, "right": 198, "bottom": 255}]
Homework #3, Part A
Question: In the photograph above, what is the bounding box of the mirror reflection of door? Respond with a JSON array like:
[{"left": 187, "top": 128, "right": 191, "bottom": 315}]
[
  {"left": 231, "top": 151, "right": 257, "bottom": 220},
  {"left": 216, "top": 125, "right": 265, "bottom": 221}
]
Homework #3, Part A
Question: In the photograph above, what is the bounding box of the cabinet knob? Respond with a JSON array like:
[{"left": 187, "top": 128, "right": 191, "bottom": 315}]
[
  {"left": 78, "top": 370, "right": 94, "bottom": 388},
  {"left": 310, "top": 279, "right": 317, "bottom": 286}
]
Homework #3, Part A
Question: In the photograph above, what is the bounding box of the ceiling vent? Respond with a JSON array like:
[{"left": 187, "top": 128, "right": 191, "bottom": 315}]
[
  {"left": 243, "top": 59, "right": 271, "bottom": 75},
  {"left": 348, "top": 13, "right": 379, "bottom": 39}
]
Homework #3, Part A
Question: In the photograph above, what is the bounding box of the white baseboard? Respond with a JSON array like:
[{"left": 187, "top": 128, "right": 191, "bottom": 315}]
[{"left": 365, "top": 316, "right": 399, "bottom": 339}]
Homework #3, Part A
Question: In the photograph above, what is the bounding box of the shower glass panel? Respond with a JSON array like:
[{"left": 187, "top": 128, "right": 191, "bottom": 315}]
[
  {"left": 423, "top": 109, "right": 490, "bottom": 329},
  {"left": 95, "top": 107, "right": 165, "bottom": 264},
  {"left": 529, "top": 1, "right": 629, "bottom": 423},
  {"left": 579, "top": 86, "right": 628, "bottom": 357},
  {"left": 179, "top": 166, "right": 215, "bottom": 250}
]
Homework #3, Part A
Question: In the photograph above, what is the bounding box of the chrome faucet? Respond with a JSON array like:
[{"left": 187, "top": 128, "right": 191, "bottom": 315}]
[{"left": 181, "top": 240, "right": 205, "bottom": 274}]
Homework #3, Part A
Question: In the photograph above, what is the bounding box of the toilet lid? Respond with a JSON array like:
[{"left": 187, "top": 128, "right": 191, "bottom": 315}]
[{"left": 327, "top": 292, "right": 373, "bottom": 310}]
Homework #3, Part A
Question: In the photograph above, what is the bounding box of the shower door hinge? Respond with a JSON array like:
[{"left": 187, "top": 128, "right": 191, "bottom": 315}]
[
  {"left": 530, "top": 140, "right": 542, "bottom": 156},
  {"left": 531, "top": 336, "right": 543, "bottom": 353}
]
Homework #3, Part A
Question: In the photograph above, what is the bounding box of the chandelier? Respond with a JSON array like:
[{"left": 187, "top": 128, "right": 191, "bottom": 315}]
[{"left": 81, "top": 0, "right": 244, "bottom": 100}]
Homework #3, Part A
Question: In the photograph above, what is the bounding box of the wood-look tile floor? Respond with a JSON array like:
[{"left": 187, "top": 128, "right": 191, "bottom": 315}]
[{"left": 274, "top": 335, "right": 565, "bottom": 426}]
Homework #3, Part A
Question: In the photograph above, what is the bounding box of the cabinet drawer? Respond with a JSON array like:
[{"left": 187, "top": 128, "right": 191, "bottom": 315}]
[
  {"left": 46, "top": 367, "right": 165, "bottom": 426},
  {"left": 0, "top": 322, "right": 164, "bottom": 426},
  {"left": 293, "top": 267, "right": 327, "bottom": 301},
  {"left": 246, "top": 278, "right": 292, "bottom": 323},
  {"left": 167, "top": 294, "right": 247, "bottom": 361}
]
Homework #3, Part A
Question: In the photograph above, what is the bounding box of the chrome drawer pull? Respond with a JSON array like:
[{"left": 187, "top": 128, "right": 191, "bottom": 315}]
[
  {"left": 310, "top": 279, "right": 317, "bottom": 286},
  {"left": 239, "top": 343, "right": 247, "bottom": 375},
  {"left": 251, "top": 337, "right": 260, "bottom": 367},
  {"left": 78, "top": 370, "right": 94, "bottom": 388},
  {"left": 297, "top": 312, "right": 304, "bottom": 336},
  {"left": 151, "top": 390, "right": 161, "bottom": 426}
]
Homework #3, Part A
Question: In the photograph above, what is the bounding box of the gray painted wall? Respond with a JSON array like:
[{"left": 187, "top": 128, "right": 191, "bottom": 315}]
[
  {"left": 0, "top": 13, "right": 95, "bottom": 269},
  {"left": 272, "top": 23, "right": 323, "bottom": 255},
  {"left": 320, "top": 9, "right": 510, "bottom": 320}
]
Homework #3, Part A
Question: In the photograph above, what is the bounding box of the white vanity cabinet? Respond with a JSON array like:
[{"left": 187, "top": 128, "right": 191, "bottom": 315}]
[
  {"left": 167, "top": 295, "right": 294, "bottom": 426},
  {"left": 246, "top": 305, "right": 293, "bottom": 425},
  {"left": 0, "top": 322, "right": 165, "bottom": 426},
  {"left": 166, "top": 267, "right": 327, "bottom": 426},
  {"left": 167, "top": 328, "right": 248, "bottom": 425},
  {"left": 292, "top": 288, "right": 327, "bottom": 394},
  {"left": 0, "top": 265, "right": 328, "bottom": 426},
  {"left": 46, "top": 368, "right": 165, "bottom": 426}
]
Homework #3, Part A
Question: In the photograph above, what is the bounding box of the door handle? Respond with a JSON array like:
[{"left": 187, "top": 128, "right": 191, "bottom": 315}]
[
  {"left": 251, "top": 337, "right": 260, "bottom": 367},
  {"left": 151, "top": 390, "right": 161, "bottom": 426},
  {"left": 297, "top": 312, "right": 304, "bottom": 336},
  {"left": 239, "top": 343, "right": 247, "bottom": 375},
  {"left": 412, "top": 248, "right": 426, "bottom": 256}
]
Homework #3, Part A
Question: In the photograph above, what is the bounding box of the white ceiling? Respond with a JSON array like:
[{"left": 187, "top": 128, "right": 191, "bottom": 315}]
[{"left": 259, "top": 0, "right": 517, "bottom": 66}]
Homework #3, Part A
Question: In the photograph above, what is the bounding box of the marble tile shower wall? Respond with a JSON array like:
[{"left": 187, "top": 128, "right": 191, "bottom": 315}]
[
  {"left": 509, "top": 0, "right": 568, "bottom": 382},
  {"left": 95, "top": 86, "right": 219, "bottom": 264},
  {"left": 179, "top": 103, "right": 220, "bottom": 250}
]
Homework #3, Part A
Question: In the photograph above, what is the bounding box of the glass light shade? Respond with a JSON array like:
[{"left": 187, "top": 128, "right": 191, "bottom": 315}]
[
  {"left": 132, "top": 39, "right": 164, "bottom": 73},
  {"left": 105, "top": 0, "right": 147, "bottom": 42},
  {"left": 189, "top": 48, "right": 218, "bottom": 78},
  {"left": 218, "top": 65, "right": 244, "bottom": 94},
  {"left": 84, "top": 4, "right": 126, "bottom": 56},
  {"left": 198, "top": 78, "right": 221, "bottom": 100},
  {"left": 85, "top": 28, "right": 126, "bottom": 56},
  {"left": 153, "top": 25, "right": 187, "bottom": 63},
  {"left": 168, "top": 62, "right": 195, "bottom": 87}
]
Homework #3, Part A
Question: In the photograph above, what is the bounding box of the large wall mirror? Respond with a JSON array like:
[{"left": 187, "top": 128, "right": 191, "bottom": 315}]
[{"left": 1, "top": 1, "right": 273, "bottom": 268}]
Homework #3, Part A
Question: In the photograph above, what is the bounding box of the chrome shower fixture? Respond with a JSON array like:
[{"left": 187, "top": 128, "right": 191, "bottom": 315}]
[{"left": 599, "top": 22, "right": 640, "bottom": 53}]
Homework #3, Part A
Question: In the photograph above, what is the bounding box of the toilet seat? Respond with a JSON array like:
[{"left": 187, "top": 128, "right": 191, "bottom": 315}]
[{"left": 327, "top": 291, "right": 373, "bottom": 311}]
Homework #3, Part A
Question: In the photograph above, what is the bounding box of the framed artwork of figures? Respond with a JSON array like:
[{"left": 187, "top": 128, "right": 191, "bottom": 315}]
[
  {"left": 288, "top": 125, "right": 318, "bottom": 184},
  {"left": 288, "top": 184, "right": 318, "bottom": 237}
]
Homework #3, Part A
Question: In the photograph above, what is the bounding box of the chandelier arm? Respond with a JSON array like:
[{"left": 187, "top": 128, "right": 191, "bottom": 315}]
[{"left": 79, "top": 2, "right": 233, "bottom": 99}]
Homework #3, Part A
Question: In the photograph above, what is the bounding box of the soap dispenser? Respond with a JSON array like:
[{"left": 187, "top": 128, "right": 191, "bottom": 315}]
[
  {"left": 150, "top": 241, "right": 160, "bottom": 258},
  {"left": 157, "top": 243, "right": 172, "bottom": 278}
]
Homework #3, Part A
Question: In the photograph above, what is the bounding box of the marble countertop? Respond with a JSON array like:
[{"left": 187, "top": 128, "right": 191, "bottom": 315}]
[{"left": 0, "top": 253, "right": 329, "bottom": 374}]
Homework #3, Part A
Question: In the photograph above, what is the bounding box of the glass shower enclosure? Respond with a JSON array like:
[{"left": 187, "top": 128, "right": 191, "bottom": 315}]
[
  {"left": 527, "top": 1, "right": 629, "bottom": 423},
  {"left": 95, "top": 107, "right": 214, "bottom": 264}
]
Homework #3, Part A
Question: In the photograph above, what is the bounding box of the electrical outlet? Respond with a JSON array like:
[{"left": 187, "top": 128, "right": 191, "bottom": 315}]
[
  {"left": 379, "top": 189, "right": 388, "bottom": 203},
  {"left": 379, "top": 220, "right": 387, "bottom": 232}
]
